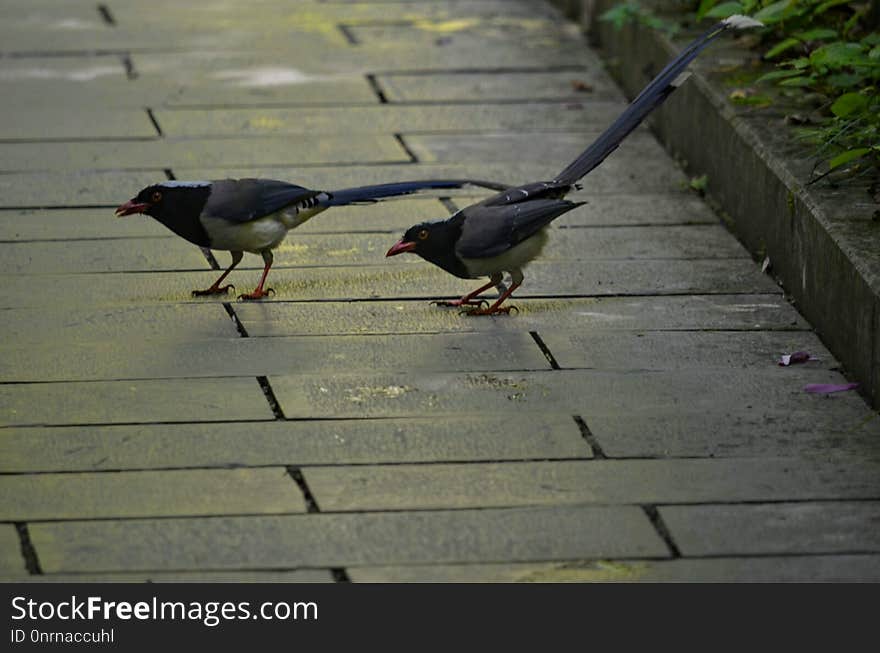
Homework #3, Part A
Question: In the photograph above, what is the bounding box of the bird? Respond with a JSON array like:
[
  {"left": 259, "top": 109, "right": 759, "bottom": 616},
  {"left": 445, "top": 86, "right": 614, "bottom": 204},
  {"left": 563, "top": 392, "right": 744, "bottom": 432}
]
[
  {"left": 116, "top": 177, "right": 507, "bottom": 299},
  {"left": 386, "top": 15, "right": 763, "bottom": 315}
]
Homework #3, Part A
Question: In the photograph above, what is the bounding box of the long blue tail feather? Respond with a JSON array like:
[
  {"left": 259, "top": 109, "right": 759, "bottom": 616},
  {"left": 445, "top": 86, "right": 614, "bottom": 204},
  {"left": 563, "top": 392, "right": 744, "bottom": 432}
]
[
  {"left": 553, "top": 15, "right": 762, "bottom": 186},
  {"left": 323, "top": 179, "right": 511, "bottom": 206}
]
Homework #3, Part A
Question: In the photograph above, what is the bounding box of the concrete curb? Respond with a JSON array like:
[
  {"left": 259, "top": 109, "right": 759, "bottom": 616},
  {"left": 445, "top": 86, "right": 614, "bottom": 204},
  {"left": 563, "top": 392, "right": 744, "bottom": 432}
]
[{"left": 550, "top": 0, "right": 880, "bottom": 408}]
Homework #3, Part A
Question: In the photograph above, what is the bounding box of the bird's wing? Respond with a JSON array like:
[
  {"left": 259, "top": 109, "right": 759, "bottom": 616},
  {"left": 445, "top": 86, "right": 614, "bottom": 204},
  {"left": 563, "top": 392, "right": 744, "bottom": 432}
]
[
  {"left": 202, "top": 179, "right": 322, "bottom": 222},
  {"left": 455, "top": 199, "right": 583, "bottom": 259}
]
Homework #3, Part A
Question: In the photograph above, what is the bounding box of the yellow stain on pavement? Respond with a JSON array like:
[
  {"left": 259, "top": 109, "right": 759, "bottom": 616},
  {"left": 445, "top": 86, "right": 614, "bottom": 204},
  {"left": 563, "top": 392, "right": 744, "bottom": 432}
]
[
  {"left": 519, "top": 560, "right": 648, "bottom": 582},
  {"left": 247, "top": 117, "right": 285, "bottom": 130}
]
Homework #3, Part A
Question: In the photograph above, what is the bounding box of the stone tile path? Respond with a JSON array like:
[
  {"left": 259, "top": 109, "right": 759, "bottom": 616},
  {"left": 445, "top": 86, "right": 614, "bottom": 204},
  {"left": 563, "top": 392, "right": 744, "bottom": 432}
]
[{"left": 1, "top": 0, "right": 878, "bottom": 581}]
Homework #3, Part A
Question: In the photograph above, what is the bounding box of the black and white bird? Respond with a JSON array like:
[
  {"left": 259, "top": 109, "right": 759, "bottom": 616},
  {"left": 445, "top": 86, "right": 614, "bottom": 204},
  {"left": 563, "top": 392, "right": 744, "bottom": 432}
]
[
  {"left": 116, "top": 177, "right": 506, "bottom": 299},
  {"left": 386, "top": 15, "right": 762, "bottom": 315}
]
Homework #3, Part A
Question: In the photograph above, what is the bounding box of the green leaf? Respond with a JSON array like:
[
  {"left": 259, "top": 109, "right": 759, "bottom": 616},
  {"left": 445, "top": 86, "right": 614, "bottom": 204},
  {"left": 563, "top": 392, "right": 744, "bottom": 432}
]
[
  {"left": 704, "top": 1, "right": 743, "bottom": 18},
  {"left": 828, "top": 148, "right": 870, "bottom": 169},
  {"left": 814, "top": 0, "right": 854, "bottom": 16},
  {"left": 810, "top": 42, "right": 866, "bottom": 70},
  {"left": 599, "top": 3, "right": 639, "bottom": 30},
  {"left": 754, "top": 0, "right": 795, "bottom": 24},
  {"left": 796, "top": 28, "right": 837, "bottom": 41},
  {"left": 756, "top": 68, "right": 804, "bottom": 83},
  {"left": 790, "top": 57, "right": 810, "bottom": 70},
  {"left": 831, "top": 92, "right": 868, "bottom": 117},
  {"left": 695, "top": 0, "right": 719, "bottom": 21},
  {"left": 690, "top": 174, "right": 709, "bottom": 191},
  {"left": 870, "top": 46, "right": 880, "bottom": 60},
  {"left": 779, "top": 76, "right": 815, "bottom": 87},
  {"left": 765, "top": 37, "right": 801, "bottom": 59},
  {"left": 826, "top": 72, "right": 865, "bottom": 88},
  {"left": 863, "top": 33, "right": 880, "bottom": 46}
]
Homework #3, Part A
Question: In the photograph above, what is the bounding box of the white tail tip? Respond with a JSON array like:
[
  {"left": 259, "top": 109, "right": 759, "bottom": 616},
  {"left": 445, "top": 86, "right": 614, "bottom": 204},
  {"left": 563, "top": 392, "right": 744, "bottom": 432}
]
[{"left": 722, "top": 14, "right": 764, "bottom": 29}]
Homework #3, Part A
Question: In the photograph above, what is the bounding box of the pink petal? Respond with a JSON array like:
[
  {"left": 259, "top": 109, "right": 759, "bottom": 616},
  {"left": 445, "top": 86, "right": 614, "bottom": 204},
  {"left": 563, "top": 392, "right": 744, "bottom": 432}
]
[{"left": 803, "top": 383, "right": 859, "bottom": 394}]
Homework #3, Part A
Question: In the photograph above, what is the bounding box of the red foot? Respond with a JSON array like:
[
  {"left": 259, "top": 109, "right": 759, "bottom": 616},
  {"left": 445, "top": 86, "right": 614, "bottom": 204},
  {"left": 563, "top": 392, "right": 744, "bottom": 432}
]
[
  {"left": 192, "top": 284, "right": 234, "bottom": 297},
  {"left": 462, "top": 304, "right": 519, "bottom": 316},
  {"left": 238, "top": 287, "right": 275, "bottom": 301}
]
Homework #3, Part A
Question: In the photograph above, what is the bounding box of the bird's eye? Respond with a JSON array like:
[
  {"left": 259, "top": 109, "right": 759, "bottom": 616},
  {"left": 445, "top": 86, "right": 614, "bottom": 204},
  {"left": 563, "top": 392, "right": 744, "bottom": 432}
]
[
  {"left": 417, "top": 229, "right": 429, "bottom": 240},
  {"left": 151, "top": 191, "right": 163, "bottom": 203}
]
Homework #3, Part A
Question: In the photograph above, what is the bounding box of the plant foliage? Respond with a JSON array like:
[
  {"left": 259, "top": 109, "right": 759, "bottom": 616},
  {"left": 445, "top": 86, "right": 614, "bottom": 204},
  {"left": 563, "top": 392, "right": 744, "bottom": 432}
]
[{"left": 601, "top": 0, "right": 879, "bottom": 182}]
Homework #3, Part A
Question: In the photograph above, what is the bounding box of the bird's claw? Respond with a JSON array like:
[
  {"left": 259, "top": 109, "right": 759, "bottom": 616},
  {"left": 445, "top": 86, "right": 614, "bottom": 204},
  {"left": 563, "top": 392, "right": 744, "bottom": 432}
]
[
  {"left": 432, "top": 298, "right": 489, "bottom": 308},
  {"left": 460, "top": 304, "right": 518, "bottom": 316},
  {"left": 192, "top": 284, "right": 234, "bottom": 297},
  {"left": 237, "top": 287, "right": 275, "bottom": 301}
]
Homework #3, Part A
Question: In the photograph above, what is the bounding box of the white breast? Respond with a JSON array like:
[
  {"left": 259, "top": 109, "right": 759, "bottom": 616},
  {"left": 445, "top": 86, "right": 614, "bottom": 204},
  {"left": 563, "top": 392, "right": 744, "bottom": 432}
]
[
  {"left": 460, "top": 229, "right": 549, "bottom": 277},
  {"left": 201, "top": 214, "right": 290, "bottom": 253},
  {"left": 200, "top": 193, "right": 330, "bottom": 253}
]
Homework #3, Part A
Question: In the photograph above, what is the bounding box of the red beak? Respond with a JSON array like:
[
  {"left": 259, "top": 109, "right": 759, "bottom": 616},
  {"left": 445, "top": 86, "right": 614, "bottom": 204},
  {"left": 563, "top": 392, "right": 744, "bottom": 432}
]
[
  {"left": 386, "top": 240, "right": 417, "bottom": 257},
  {"left": 115, "top": 199, "right": 150, "bottom": 217}
]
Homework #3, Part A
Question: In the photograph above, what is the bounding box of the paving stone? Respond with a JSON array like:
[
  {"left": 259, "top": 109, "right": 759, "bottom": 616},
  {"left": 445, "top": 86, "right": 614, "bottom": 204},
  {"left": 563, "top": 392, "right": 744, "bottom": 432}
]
[
  {"left": 304, "top": 458, "right": 880, "bottom": 512},
  {"left": 548, "top": 224, "right": 747, "bottom": 260},
  {"left": 128, "top": 40, "right": 596, "bottom": 74},
  {"left": 556, "top": 193, "right": 720, "bottom": 227},
  {"left": 0, "top": 1, "right": 113, "bottom": 53},
  {"left": 0, "top": 377, "right": 272, "bottom": 427},
  {"left": 542, "top": 330, "right": 833, "bottom": 370},
  {"left": 155, "top": 102, "right": 628, "bottom": 137},
  {"left": 348, "top": 554, "right": 880, "bottom": 582},
  {"left": 0, "top": 332, "right": 550, "bottom": 382},
  {"left": 0, "top": 135, "right": 407, "bottom": 173},
  {"left": 29, "top": 506, "right": 668, "bottom": 572},
  {"left": 269, "top": 368, "right": 869, "bottom": 420},
  {"left": 0, "top": 54, "right": 373, "bottom": 110},
  {"left": 0, "top": 259, "right": 779, "bottom": 308},
  {"left": 0, "top": 171, "right": 163, "bottom": 208},
  {"left": 405, "top": 136, "right": 688, "bottom": 193},
  {"left": 110, "top": 0, "right": 565, "bottom": 54},
  {"left": 0, "top": 208, "right": 181, "bottom": 241},
  {"left": 129, "top": 52, "right": 379, "bottom": 107},
  {"left": 236, "top": 295, "right": 809, "bottom": 337},
  {"left": 0, "top": 108, "right": 156, "bottom": 141},
  {"left": 586, "top": 410, "right": 880, "bottom": 459},
  {"left": 111, "top": 0, "right": 564, "bottom": 27},
  {"left": 4, "top": 304, "right": 237, "bottom": 345},
  {"left": 377, "top": 70, "right": 621, "bottom": 102},
  {"left": 13, "top": 570, "right": 333, "bottom": 583},
  {"left": 0, "top": 237, "right": 207, "bottom": 274},
  {"left": 0, "top": 415, "right": 588, "bottom": 473},
  {"left": 0, "top": 525, "right": 26, "bottom": 577},
  {"left": 0, "top": 55, "right": 144, "bottom": 110},
  {"left": 660, "top": 502, "right": 880, "bottom": 556},
  {"left": 346, "top": 19, "right": 577, "bottom": 49},
  {"left": 0, "top": 468, "right": 305, "bottom": 521}
]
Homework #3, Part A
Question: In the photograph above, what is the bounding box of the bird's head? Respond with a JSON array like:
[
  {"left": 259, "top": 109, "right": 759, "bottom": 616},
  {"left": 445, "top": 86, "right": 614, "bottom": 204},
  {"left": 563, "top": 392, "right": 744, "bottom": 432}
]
[
  {"left": 386, "top": 219, "right": 460, "bottom": 261},
  {"left": 115, "top": 181, "right": 211, "bottom": 219}
]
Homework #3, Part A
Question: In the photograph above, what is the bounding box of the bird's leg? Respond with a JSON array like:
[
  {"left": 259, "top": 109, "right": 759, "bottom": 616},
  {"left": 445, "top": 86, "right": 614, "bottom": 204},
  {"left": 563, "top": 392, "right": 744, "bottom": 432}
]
[
  {"left": 192, "top": 251, "right": 243, "bottom": 296},
  {"left": 463, "top": 270, "right": 522, "bottom": 316},
  {"left": 238, "top": 250, "right": 275, "bottom": 301},
  {"left": 432, "top": 273, "right": 502, "bottom": 308}
]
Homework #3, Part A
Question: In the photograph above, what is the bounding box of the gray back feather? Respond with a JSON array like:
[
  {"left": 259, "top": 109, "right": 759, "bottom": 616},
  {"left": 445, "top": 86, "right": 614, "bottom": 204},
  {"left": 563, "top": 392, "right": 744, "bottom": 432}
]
[
  {"left": 203, "top": 179, "right": 320, "bottom": 223},
  {"left": 456, "top": 199, "right": 583, "bottom": 259}
]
